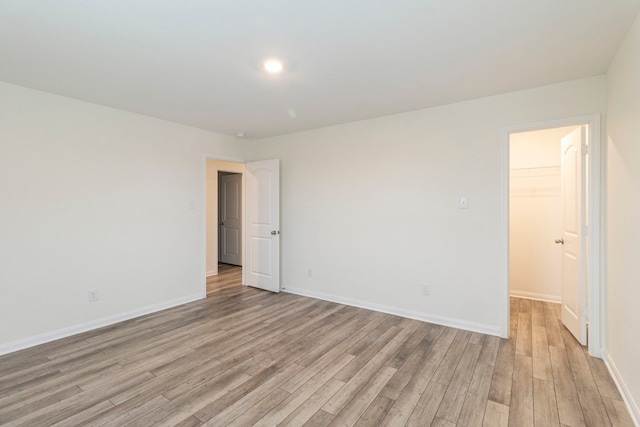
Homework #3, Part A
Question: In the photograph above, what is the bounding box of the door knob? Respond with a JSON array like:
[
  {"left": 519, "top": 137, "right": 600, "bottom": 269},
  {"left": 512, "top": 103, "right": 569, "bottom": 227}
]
[
  {"left": 555, "top": 238, "right": 564, "bottom": 244},
  {"left": 271, "top": 230, "right": 280, "bottom": 235}
]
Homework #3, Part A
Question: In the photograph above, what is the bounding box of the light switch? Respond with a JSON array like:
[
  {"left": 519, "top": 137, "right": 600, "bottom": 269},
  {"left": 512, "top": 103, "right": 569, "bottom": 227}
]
[{"left": 459, "top": 197, "right": 468, "bottom": 209}]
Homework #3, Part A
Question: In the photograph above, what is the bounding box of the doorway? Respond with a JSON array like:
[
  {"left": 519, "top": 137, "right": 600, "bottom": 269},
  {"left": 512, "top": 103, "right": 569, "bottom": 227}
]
[
  {"left": 218, "top": 172, "right": 242, "bottom": 266},
  {"left": 503, "top": 115, "right": 602, "bottom": 357},
  {"left": 509, "top": 126, "right": 577, "bottom": 304},
  {"left": 205, "top": 159, "right": 244, "bottom": 294},
  {"left": 204, "top": 157, "right": 282, "bottom": 297}
]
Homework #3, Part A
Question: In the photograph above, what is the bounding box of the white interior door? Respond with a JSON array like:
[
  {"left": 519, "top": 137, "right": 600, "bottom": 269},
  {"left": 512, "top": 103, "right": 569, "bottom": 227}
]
[
  {"left": 244, "top": 159, "right": 280, "bottom": 292},
  {"left": 219, "top": 173, "right": 242, "bottom": 266},
  {"left": 560, "top": 126, "right": 587, "bottom": 345}
]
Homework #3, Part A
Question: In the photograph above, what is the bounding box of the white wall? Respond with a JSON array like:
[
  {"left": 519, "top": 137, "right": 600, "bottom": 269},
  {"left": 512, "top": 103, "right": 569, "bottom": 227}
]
[
  {"left": 0, "top": 81, "right": 248, "bottom": 353},
  {"left": 509, "top": 127, "right": 575, "bottom": 302},
  {"left": 250, "top": 76, "right": 605, "bottom": 336},
  {"left": 206, "top": 159, "right": 244, "bottom": 275},
  {"left": 510, "top": 127, "right": 576, "bottom": 169},
  {"left": 605, "top": 11, "right": 640, "bottom": 424}
]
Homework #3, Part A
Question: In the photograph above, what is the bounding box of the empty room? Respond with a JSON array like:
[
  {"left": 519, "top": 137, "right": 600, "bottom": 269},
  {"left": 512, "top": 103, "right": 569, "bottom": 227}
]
[{"left": 1, "top": 1, "right": 640, "bottom": 426}]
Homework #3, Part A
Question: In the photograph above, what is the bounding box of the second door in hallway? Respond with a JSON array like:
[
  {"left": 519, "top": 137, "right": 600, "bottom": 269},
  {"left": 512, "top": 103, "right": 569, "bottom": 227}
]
[{"left": 219, "top": 172, "right": 242, "bottom": 266}]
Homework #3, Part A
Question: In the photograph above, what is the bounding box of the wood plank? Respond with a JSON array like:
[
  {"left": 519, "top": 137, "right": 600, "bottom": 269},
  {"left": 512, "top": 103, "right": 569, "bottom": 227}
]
[
  {"left": 303, "top": 409, "right": 335, "bottom": 427},
  {"left": 353, "top": 395, "right": 395, "bottom": 427},
  {"left": 0, "top": 385, "right": 81, "bottom": 424},
  {"left": 510, "top": 297, "right": 521, "bottom": 338},
  {"left": 321, "top": 322, "right": 419, "bottom": 415},
  {"left": 243, "top": 323, "right": 340, "bottom": 375},
  {"left": 549, "top": 345, "right": 586, "bottom": 427},
  {"left": 405, "top": 380, "right": 447, "bottom": 427},
  {"left": 174, "top": 416, "right": 203, "bottom": 427},
  {"left": 601, "top": 397, "right": 635, "bottom": 427},
  {"left": 89, "top": 394, "right": 170, "bottom": 427},
  {"left": 380, "top": 337, "right": 432, "bottom": 400},
  {"left": 0, "top": 368, "right": 86, "bottom": 413},
  {"left": 333, "top": 326, "right": 402, "bottom": 383},
  {"left": 50, "top": 400, "right": 115, "bottom": 427},
  {"left": 531, "top": 300, "right": 546, "bottom": 327},
  {"left": 196, "top": 363, "right": 303, "bottom": 424},
  {"left": 12, "top": 372, "right": 156, "bottom": 426},
  {"left": 469, "top": 332, "right": 486, "bottom": 345},
  {"left": 385, "top": 321, "right": 432, "bottom": 369},
  {"left": 516, "top": 312, "right": 533, "bottom": 357},
  {"left": 533, "top": 377, "right": 560, "bottom": 426},
  {"left": 225, "top": 388, "right": 291, "bottom": 427},
  {"left": 483, "top": 400, "right": 509, "bottom": 427},
  {"left": 133, "top": 373, "right": 253, "bottom": 426},
  {"left": 147, "top": 351, "right": 268, "bottom": 403},
  {"left": 532, "top": 324, "right": 552, "bottom": 381},
  {"left": 572, "top": 366, "right": 612, "bottom": 427},
  {"left": 253, "top": 353, "right": 354, "bottom": 426},
  {"left": 432, "top": 330, "right": 472, "bottom": 385},
  {"left": 207, "top": 264, "right": 242, "bottom": 294},
  {"left": 434, "top": 343, "right": 482, "bottom": 423},
  {"left": 279, "top": 379, "right": 344, "bottom": 426},
  {"left": 477, "top": 335, "right": 500, "bottom": 367},
  {"left": 488, "top": 339, "right": 515, "bottom": 406},
  {"left": 379, "top": 329, "right": 452, "bottom": 426},
  {"left": 585, "top": 356, "right": 622, "bottom": 400},
  {"left": 457, "top": 362, "right": 494, "bottom": 427},
  {"left": 281, "top": 329, "right": 368, "bottom": 392},
  {"left": 430, "top": 416, "right": 456, "bottom": 427},
  {"left": 508, "top": 354, "right": 534, "bottom": 427},
  {"left": 328, "top": 366, "right": 397, "bottom": 426},
  {"left": 293, "top": 315, "right": 375, "bottom": 368},
  {"left": 561, "top": 327, "right": 590, "bottom": 373},
  {"left": 544, "top": 302, "right": 565, "bottom": 349},
  {"left": 213, "top": 313, "right": 332, "bottom": 365},
  {"left": 430, "top": 327, "right": 457, "bottom": 354}
]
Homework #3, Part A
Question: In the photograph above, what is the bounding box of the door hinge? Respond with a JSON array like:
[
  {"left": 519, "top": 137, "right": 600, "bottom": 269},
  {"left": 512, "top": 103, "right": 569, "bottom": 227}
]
[
  {"left": 582, "top": 225, "right": 588, "bottom": 236},
  {"left": 582, "top": 144, "right": 589, "bottom": 156}
]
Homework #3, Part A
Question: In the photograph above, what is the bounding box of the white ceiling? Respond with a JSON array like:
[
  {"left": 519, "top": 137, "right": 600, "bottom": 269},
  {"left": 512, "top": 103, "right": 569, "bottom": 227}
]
[{"left": 1, "top": 1, "right": 639, "bottom": 139}]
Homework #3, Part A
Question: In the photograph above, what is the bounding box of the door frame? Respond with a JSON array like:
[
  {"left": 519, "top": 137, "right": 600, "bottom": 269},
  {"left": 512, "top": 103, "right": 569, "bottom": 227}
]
[
  {"left": 202, "top": 154, "right": 246, "bottom": 298},
  {"left": 218, "top": 171, "right": 243, "bottom": 266},
  {"left": 501, "top": 114, "right": 603, "bottom": 357}
]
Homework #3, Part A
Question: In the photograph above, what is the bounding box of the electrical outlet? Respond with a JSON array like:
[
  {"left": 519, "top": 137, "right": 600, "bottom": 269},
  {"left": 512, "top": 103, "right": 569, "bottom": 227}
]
[
  {"left": 88, "top": 289, "right": 99, "bottom": 302},
  {"left": 308, "top": 268, "right": 313, "bottom": 277},
  {"left": 421, "top": 285, "right": 430, "bottom": 296}
]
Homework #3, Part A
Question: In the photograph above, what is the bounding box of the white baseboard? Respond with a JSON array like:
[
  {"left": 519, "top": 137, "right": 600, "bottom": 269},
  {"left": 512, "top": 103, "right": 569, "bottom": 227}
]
[
  {"left": 604, "top": 352, "right": 640, "bottom": 427},
  {"left": 0, "top": 293, "right": 203, "bottom": 357},
  {"left": 510, "top": 290, "right": 561, "bottom": 303},
  {"left": 206, "top": 270, "right": 218, "bottom": 277},
  {"left": 282, "top": 286, "right": 502, "bottom": 337}
]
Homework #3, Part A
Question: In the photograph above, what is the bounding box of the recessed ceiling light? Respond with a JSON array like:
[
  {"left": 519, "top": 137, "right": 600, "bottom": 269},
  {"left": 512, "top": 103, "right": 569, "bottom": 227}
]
[
  {"left": 263, "top": 59, "right": 284, "bottom": 74},
  {"left": 236, "top": 131, "right": 245, "bottom": 137}
]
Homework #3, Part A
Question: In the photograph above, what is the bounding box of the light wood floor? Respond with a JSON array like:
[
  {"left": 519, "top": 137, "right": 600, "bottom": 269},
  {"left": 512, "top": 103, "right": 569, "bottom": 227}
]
[
  {"left": 207, "top": 263, "right": 242, "bottom": 295},
  {"left": 0, "top": 289, "right": 633, "bottom": 426}
]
